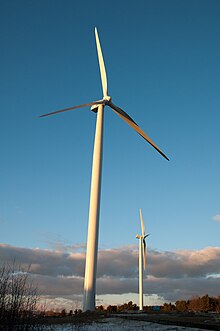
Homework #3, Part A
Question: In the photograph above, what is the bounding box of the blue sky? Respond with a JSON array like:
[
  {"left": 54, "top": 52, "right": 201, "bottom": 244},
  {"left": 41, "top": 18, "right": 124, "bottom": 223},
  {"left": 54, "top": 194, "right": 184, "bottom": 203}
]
[{"left": 0, "top": 0, "right": 220, "bottom": 308}]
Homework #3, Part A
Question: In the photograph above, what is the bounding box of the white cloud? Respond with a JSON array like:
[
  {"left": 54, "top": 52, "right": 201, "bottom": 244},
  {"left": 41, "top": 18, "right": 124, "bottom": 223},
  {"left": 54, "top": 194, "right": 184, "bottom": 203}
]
[{"left": 213, "top": 215, "right": 220, "bottom": 222}]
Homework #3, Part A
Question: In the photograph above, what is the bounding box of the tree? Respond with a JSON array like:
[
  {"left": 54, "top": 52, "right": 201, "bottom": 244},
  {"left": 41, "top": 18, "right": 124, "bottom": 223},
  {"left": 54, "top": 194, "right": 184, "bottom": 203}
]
[
  {"left": 188, "top": 296, "right": 200, "bottom": 312},
  {"left": 106, "top": 305, "right": 117, "bottom": 313},
  {"left": 96, "top": 305, "right": 104, "bottom": 311},
  {"left": 60, "top": 308, "right": 67, "bottom": 317},
  {"left": 175, "top": 300, "right": 188, "bottom": 312},
  {"left": 216, "top": 296, "right": 220, "bottom": 313},
  {"left": 68, "top": 309, "right": 73, "bottom": 316},
  {"left": 200, "top": 295, "right": 210, "bottom": 312},
  {"left": 0, "top": 261, "right": 38, "bottom": 330},
  {"left": 188, "top": 295, "right": 215, "bottom": 312},
  {"left": 127, "top": 301, "right": 133, "bottom": 310},
  {"left": 163, "top": 302, "right": 175, "bottom": 312}
]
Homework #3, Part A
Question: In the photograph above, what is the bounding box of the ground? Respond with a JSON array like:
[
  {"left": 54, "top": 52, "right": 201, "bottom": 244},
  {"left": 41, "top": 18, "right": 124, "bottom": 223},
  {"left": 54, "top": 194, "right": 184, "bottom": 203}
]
[{"left": 38, "top": 312, "right": 220, "bottom": 330}]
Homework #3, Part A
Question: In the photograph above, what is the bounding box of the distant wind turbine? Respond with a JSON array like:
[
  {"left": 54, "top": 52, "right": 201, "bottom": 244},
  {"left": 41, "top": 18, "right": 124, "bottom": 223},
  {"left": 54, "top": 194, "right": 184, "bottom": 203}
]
[
  {"left": 40, "top": 28, "right": 169, "bottom": 311},
  {"left": 136, "top": 209, "right": 150, "bottom": 311}
]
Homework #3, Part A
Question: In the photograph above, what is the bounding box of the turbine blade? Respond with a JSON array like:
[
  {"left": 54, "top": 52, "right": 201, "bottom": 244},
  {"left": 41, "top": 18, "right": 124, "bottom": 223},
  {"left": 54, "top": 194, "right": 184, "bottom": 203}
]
[
  {"left": 140, "top": 209, "right": 145, "bottom": 237},
  {"left": 39, "top": 101, "right": 103, "bottom": 118},
  {"left": 95, "top": 27, "right": 108, "bottom": 98},
  {"left": 109, "top": 101, "right": 137, "bottom": 125},
  {"left": 143, "top": 238, "right": 147, "bottom": 270},
  {"left": 109, "top": 103, "right": 169, "bottom": 161}
]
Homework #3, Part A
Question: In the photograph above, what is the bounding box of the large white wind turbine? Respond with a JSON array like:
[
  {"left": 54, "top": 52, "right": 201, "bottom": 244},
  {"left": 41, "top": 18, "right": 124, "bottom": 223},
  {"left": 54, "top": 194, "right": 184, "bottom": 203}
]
[
  {"left": 136, "top": 209, "right": 149, "bottom": 311},
  {"left": 40, "top": 28, "right": 169, "bottom": 311}
]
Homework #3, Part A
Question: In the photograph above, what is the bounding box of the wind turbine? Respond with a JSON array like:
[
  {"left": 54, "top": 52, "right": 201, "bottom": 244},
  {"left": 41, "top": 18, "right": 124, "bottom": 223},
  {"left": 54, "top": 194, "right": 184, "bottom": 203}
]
[
  {"left": 40, "top": 28, "right": 169, "bottom": 312},
  {"left": 136, "top": 209, "right": 150, "bottom": 311}
]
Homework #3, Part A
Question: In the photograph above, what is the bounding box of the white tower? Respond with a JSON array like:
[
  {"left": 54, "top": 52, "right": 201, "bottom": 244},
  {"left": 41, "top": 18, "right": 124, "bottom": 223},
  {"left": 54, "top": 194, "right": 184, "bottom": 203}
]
[{"left": 136, "top": 209, "right": 149, "bottom": 311}]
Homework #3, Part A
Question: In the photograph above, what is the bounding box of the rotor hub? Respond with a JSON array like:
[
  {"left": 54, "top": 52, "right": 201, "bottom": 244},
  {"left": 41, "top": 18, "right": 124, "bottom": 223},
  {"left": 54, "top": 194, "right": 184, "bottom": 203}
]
[{"left": 104, "top": 95, "right": 111, "bottom": 104}]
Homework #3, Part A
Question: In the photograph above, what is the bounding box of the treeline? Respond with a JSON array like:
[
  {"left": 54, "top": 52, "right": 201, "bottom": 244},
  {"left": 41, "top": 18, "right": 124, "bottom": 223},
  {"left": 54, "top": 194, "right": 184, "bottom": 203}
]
[
  {"left": 175, "top": 295, "right": 220, "bottom": 313},
  {"left": 96, "top": 295, "right": 220, "bottom": 313},
  {"left": 41, "top": 308, "right": 80, "bottom": 317},
  {"left": 39, "top": 295, "right": 220, "bottom": 317}
]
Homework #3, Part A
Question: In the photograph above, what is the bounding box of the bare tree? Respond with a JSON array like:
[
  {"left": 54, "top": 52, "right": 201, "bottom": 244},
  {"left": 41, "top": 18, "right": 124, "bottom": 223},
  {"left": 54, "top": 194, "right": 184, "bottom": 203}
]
[{"left": 0, "top": 261, "right": 38, "bottom": 330}]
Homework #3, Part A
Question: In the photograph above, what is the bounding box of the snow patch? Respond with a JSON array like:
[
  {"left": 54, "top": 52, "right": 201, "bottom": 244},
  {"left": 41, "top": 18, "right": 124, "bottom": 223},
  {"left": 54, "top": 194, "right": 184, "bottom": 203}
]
[{"left": 43, "top": 317, "right": 207, "bottom": 330}]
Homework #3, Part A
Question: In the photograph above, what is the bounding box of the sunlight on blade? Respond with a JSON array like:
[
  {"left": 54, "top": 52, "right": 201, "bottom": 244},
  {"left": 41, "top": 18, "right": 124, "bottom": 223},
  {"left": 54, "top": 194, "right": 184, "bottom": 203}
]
[
  {"left": 95, "top": 27, "right": 108, "bottom": 98},
  {"left": 109, "top": 102, "right": 137, "bottom": 125},
  {"left": 111, "top": 107, "right": 169, "bottom": 161},
  {"left": 140, "top": 209, "right": 145, "bottom": 236},
  {"left": 39, "top": 101, "right": 103, "bottom": 118}
]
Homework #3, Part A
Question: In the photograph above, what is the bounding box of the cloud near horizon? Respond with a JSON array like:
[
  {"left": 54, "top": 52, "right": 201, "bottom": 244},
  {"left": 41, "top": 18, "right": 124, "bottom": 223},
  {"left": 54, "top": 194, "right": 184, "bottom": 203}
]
[
  {"left": 213, "top": 215, "right": 220, "bottom": 222},
  {"left": 0, "top": 243, "right": 219, "bottom": 309}
]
